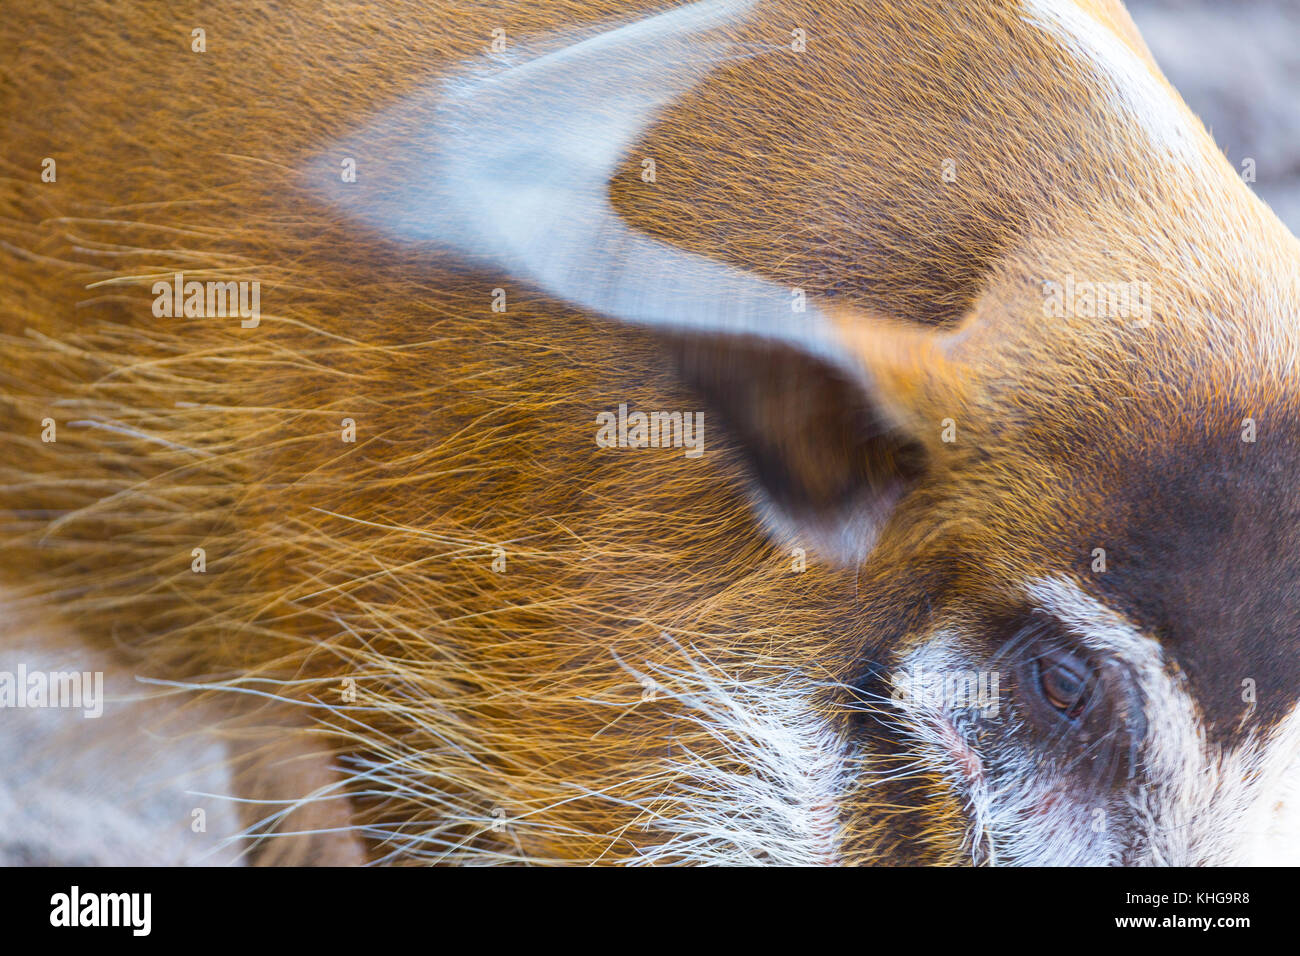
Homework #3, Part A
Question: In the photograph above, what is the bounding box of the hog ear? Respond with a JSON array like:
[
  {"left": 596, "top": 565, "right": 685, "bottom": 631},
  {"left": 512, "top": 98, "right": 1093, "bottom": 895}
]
[
  {"left": 309, "top": 0, "right": 969, "bottom": 564},
  {"left": 661, "top": 312, "right": 968, "bottom": 565},
  {"left": 308, "top": 0, "right": 801, "bottom": 349}
]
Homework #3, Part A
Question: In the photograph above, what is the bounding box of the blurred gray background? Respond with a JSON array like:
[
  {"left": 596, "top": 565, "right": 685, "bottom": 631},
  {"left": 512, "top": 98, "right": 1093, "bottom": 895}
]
[{"left": 1128, "top": 0, "right": 1300, "bottom": 231}]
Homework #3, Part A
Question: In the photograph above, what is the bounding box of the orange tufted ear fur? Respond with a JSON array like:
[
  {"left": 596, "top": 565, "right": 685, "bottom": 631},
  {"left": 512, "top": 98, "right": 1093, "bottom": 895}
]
[{"left": 656, "top": 308, "right": 974, "bottom": 565}]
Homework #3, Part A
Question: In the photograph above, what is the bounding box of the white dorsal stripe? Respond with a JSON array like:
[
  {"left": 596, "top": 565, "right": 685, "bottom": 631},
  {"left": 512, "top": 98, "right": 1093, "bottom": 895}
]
[
  {"left": 312, "top": 0, "right": 861, "bottom": 377},
  {"left": 1019, "top": 0, "right": 1203, "bottom": 162}
]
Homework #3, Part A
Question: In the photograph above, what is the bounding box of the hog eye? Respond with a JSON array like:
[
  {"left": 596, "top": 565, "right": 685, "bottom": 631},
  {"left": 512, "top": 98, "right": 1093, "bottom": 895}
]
[{"left": 1036, "top": 649, "right": 1094, "bottom": 719}]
